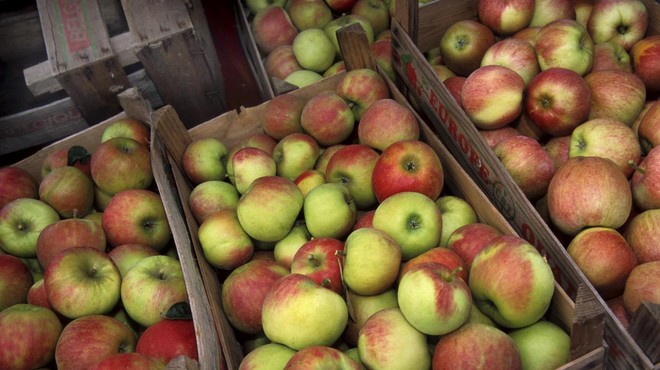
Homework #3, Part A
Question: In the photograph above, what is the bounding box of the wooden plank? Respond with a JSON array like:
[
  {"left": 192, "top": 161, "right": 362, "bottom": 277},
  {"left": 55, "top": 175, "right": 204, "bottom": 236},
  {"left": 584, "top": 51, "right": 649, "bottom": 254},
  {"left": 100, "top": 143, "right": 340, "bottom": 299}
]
[
  {"left": 627, "top": 302, "right": 660, "bottom": 364},
  {"left": 337, "top": 23, "right": 378, "bottom": 72}
]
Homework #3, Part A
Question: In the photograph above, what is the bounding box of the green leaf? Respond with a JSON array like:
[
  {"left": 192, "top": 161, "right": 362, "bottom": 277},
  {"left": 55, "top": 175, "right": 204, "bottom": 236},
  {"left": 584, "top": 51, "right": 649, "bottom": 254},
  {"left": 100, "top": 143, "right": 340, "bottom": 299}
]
[{"left": 67, "top": 145, "right": 91, "bottom": 166}]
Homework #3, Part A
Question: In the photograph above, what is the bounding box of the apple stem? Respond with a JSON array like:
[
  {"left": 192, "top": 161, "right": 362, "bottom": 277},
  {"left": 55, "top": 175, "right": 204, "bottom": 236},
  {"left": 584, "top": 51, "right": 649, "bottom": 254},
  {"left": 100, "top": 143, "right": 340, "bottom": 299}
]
[
  {"left": 629, "top": 160, "right": 645, "bottom": 175},
  {"left": 447, "top": 266, "right": 463, "bottom": 281}
]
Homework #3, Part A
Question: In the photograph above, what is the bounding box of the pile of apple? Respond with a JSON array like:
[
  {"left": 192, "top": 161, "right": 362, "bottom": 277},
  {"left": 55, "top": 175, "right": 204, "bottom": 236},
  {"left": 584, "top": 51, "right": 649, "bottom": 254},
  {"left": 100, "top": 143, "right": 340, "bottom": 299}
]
[
  {"left": 245, "top": 0, "right": 396, "bottom": 88},
  {"left": 426, "top": 0, "right": 660, "bottom": 328},
  {"left": 0, "top": 119, "right": 201, "bottom": 369},
  {"left": 181, "top": 67, "right": 573, "bottom": 369}
]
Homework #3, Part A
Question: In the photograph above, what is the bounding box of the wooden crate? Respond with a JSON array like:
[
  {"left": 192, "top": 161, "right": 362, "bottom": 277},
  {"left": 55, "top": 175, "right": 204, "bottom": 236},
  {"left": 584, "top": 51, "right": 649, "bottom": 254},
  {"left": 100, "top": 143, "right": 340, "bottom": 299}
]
[
  {"left": 10, "top": 89, "right": 223, "bottom": 370},
  {"left": 0, "top": 0, "right": 225, "bottom": 157},
  {"left": 389, "top": 0, "right": 659, "bottom": 368},
  {"left": 150, "top": 26, "right": 606, "bottom": 370}
]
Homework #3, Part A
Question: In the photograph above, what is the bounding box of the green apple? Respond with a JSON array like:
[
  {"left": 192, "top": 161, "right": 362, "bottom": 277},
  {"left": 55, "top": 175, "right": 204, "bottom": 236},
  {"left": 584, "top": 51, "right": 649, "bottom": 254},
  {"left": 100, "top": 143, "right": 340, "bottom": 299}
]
[
  {"left": 182, "top": 137, "right": 229, "bottom": 185},
  {"left": 304, "top": 182, "right": 357, "bottom": 239},
  {"left": 324, "top": 14, "right": 375, "bottom": 56},
  {"left": 343, "top": 227, "right": 401, "bottom": 296},
  {"left": 534, "top": 18, "right": 594, "bottom": 76},
  {"left": 246, "top": 0, "right": 286, "bottom": 14},
  {"left": 107, "top": 243, "right": 160, "bottom": 278},
  {"left": 508, "top": 320, "right": 571, "bottom": 369},
  {"left": 44, "top": 247, "right": 121, "bottom": 319},
  {"left": 100, "top": 117, "right": 150, "bottom": 146},
  {"left": 188, "top": 180, "right": 240, "bottom": 224},
  {"left": 90, "top": 137, "right": 153, "bottom": 195},
  {"left": 230, "top": 147, "right": 277, "bottom": 194},
  {"left": 261, "top": 273, "right": 348, "bottom": 350},
  {"left": 436, "top": 195, "right": 478, "bottom": 247},
  {"left": 469, "top": 235, "right": 555, "bottom": 328},
  {"left": 283, "top": 345, "right": 362, "bottom": 369},
  {"left": 273, "top": 133, "right": 321, "bottom": 182},
  {"left": 351, "top": 0, "right": 390, "bottom": 35},
  {"left": 343, "top": 288, "right": 398, "bottom": 346},
  {"left": 358, "top": 308, "right": 431, "bottom": 370},
  {"left": 294, "top": 169, "right": 326, "bottom": 197},
  {"left": 292, "top": 28, "right": 336, "bottom": 73},
  {"left": 239, "top": 342, "right": 296, "bottom": 369},
  {"left": 120, "top": 255, "right": 188, "bottom": 327},
  {"left": 284, "top": 70, "right": 324, "bottom": 88},
  {"left": 0, "top": 198, "right": 60, "bottom": 258},
  {"left": 287, "top": 0, "right": 333, "bottom": 31},
  {"left": 273, "top": 220, "right": 311, "bottom": 269},
  {"left": 467, "top": 302, "right": 498, "bottom": 327},
  {"left": 372, "top": 191, "right": 443, "bottom": 261},
  {"left": 236, "top": 176, "right": 304, "bottom": 242},
  {"left": 325, "top": 144, "right": 380, "bottom": 210},
  {"left": 0, "top": 254, "right": 34, "bottom": 311},
  {"left": 198, "top": 209, "right": 254, "bottom": 270}
]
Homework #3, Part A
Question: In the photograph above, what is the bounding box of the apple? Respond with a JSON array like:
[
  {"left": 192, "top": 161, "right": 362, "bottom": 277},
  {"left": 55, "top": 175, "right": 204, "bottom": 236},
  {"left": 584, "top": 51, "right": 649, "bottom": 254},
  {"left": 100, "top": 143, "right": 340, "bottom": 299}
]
[
  {"left": 446, "top": 222, "right": 503, "bottom": 271},
  {"left": 461, "top": 65, "right": 525, "bottom": 130},
  {"left": 36, "top": 217, "right": 106, "bottom": 269},
  {"left": 108, "top": 243, "right": 160, "bottom": 277},
  {"left": 324, "top": 15, "right": 375, "bottom": 57},
  {"left": 631, "top": 145, "right": 660, "bottom": 210},
  {"left": 0, "top": 198, "right": 60, "bottom": 258},
  {"left": 512, "top": 25, "right": 542, "bottom": 45},
  {"left": 231, "top": 147, "right": 277, "bottom": 194},
  {"left": 294, "top": 169, "right": 326, "bottom": 197},
  {"left": 136, "top": 318, "right": 198, "bottom": 363},
  {"left": 357, "top": 98, "right": 419, "bottom": 152},
  {"left": 568, "top": 227, "right": 638, "bottom": 299},
  {"left": 237, "top": 175, "right": 304, "bottom": 243},
  {"left": 547, "top": 156, "right": 632, "bottom": 235},
  {"left": 27, "top": 278, "right": 52, "bottom": 309},
  {"left": 324, "top": 0, "right": 357, "bottom": 13},
  {"left": 238, "top": 132, "right": 279, "bottom": 156},
  {"left": 89, "top": 352, "right": 165, "bottom": 370},
  {"left": 371, "top": 139, "right": 444, "bottom": 202},
  {"left": 272, "top": 133, "right": 321, "bottom": 181},
  {"left": 55, "top": 314, "right": 137, "bottom": 370},
  {"left": 90, "top": 137, "right": 153, "bottom": 195},
  {"left": 94, "top": 186, "right": 114, "bottom": 211},
  {"left": 342, "top": 227, "right": 401, "bottom": 296},
  {"left": 284, "top": 70, "right": 324, "bottom": 88},
  {"left": 246, "top": 0, "right": 287, "bottom": 14},
  {"left": 262, "top": 273, "right": 348, "bottom": 350},
  {"left": 263, "top": 93, "right": 306, "bottom": 141},
  {"left": 568, "top": 118, "right": 642, "bottom": 178},
  {"left": 587, "top": 0, "right": 648, "bottom": 51},
  {"left": 300, "top": 90, "right": 355, "bottom": 146},
  {"left": 100, "top": 117, "right": 150, "bottom": 146},
  {"left": 373, "top": 191, "right": 443, "bottom": 261},
  {"left": 121, "top": 254, "right": 188, "bottom": 327},
  {"left": 182, "top": 137, "right": 229, "bottom": 185},
  {"left": 481, "top": 38, "right": 540, "bottom": 86},
  {"left": 188, "top": 180, "right": 240, "bottom": 224},
  {"left": 436, "top": 195, "right": 478, "bottom": 248},
  {"left": 323, "top": 60, "right": 346, "bottom": 77},
  {"left": 222, "top": 259, "right": 288, "bottom": 334},
  {"left": 529, "top": 0, "right": 575, "bottom": 28},
  {"left": 524, "top": 67, "right": 592, "bottom": 136},
  {"left": 358, "top": 308, "right": 431, "bottom": 370},
  {"left": 251, "top": 6, "right": 298, "bottom": 55},
  {"left": 315, "top": 144, "right": 346, "bottom": 174},
  {"left": 400, "top": 246, "right": 469, "bottom": 285},
  {"left": 478, "top": 126, "right": 521, "bottom": 148},
  {"left": 353, "top": 209, "right": 376, "bottom": 231},
  {"left": 343, "top": 288, "right": 398, "bottom": 346},
  {"left": 493, "top": 135, "right": 556, "bottom": 200},
  {"left": 607, "top": 295, "right": 631, "bottom": 329},
  {"left": 0, "top": 304, "right": 62, "bottom": 370},
  {"left": 265, "top": 45, "right": 302, "bottom": 82},
  {"left": 534, "top": 18, "right": 594, "bottom": 76},
  {"left": 574, "top": 0, "right": 594, "bottom": 27},
  {"left": 335, "top": 68, "right": 390, "bottom": 120},
  {"left": 440, "top": 20, "right": 496, "bottom": 77},
  {"left": 443, "top": 75, "right": 467, "bottom": 107},
  {"left": 638, "top": 99, "right": 660, "bottom": 154},
  {"left": 291, "top": 237, "right": 344, "bottom": 294},
  {"left": 287, "top": 0, "right": 333, "bottom": 31},
  {"left": 44, "top": 246, "right": 121, "bottom": 319},
  {"left": 102, "top": 189, "right": 172, "bottom": 251},
  {"left": 630, "top": 34, "right": 660, "bottom": 92},
  {"left": 292, "top": 28, "right": 336, "bottom": 73},
  {"left": 284, "top": 345, "right": 362, "bottom": 369},
  {"left": 592, "top": 41, "right": 633, "bottom": 73},
  {"left": 398, "top": 262, "right": 472, "bottom": 335},
  {"left": 624, "top": 209, "right": 660, "bottom": 264},
  {"left": 40, "top": 145, "right": 92, "bottom": 180},
  {"left": 585, "top": 69, "right": 647, "bottom": 126},
  {"left": 198, "top": 209, "right": 254, "bottom": 270},
  {"left": 273, "top": 220, "right": 311, "bottom": 268},
  {"left": 371, "top": 38, "right": 395, "bottom": 81},
  {"left": 469, "top": 235, "right": 555, "bottom": 328},
  {"left": 622, "top": 260, "right": 660, "bottom": 316},
  {"left": 351, "top": 0, "right": 390, "bottom": 36},
  {"left": 0, "top": 166, "right": 38, "bottom": 210},
  {"left": 325, "top": 144, "right": 380, "bottom": 210},
  {"left": 477, "top": 0, "right": 535, "bottom": 36},
  {"left": 544, "top": 134, "right": 571, "bottom": 169},
  {"left": 304, "top": 182, "right": 357, "bottom": 239},
  {"left": 39, "top": 165, "right": 94, "bottom": 218},
  {"left": 508, "top": 320, "right": 571, "bottom": 369},
  {"left": 0, "top": 254, "right": 34, "bottom": 311},
  {"left": 239, "top": 342, "right": 296, "bottom": 370}
]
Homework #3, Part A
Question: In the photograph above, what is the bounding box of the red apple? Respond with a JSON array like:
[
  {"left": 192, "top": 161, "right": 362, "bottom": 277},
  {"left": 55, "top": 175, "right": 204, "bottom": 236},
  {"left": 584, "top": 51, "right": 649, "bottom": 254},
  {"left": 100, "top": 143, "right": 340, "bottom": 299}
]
[
  {"left": 624, "top": 209, "right": 660, "bottom": 264},
  {"left": 592, "top": 41, "right": 633, "bottom": 73},
  {"left": 585, "top": 69, "right": 647, "bottom": 126},
  {"left": 265, "top": 45, "right": 302, "bottom": 81},
  {"left": 638, "top": 99, "right": 660, "bottom": 154},
  {"left": 631, "top": 145, "right": 660, "bottom": 210},
  {"left": 0, "top": 166, "right": 38, "bottom": 210},
  {"left": 36, "top": 217, "right": 106, "bottom": 269},
  {"left": 284, "top": 345, "right": 361, "bottom": 369},
  {"left": 136, "top": 318, "right": 198, "bottom": 363},
  {"left": 39, "top": 166, "right": 95, "bottom": 218},
  {"left": 182, "top": 137, "right": 229, "bottom": 185},
  {"left": 443, "top": 76, "right": 467, "bottom": 107},
  {"left": 534, "top": 18, "right": 595, "bottom": 76},
  {"left": 300, "top": 90, "right": 355, "bottom": 146},
  {"left": 107, "top": 243, "right": 160, "bottom": 278},
  {"left": 587, "top": 0, "right": 648, "bottom": 51},
  {"left": 371, "top": 139, "right": 444, "bottom": 202},
  {"left": 0, "top": 254, "right": 34, "bottom": 311},
  {"left": 399, "top": 246, "right": 468, "bottom": 283},
  {"left": 336, "top": 68, "right": 390, "bottom": 120},
  {"left": 567, "top": 227, "right": 638, "bottom": 299},
  {"left": 90, "top": 137, "right": 153, "bottom": 196},
  {"left": 324, "top": 143, "right": 380, "bottom": 210},
  {"left": 607, "top": 295, "right": 631, "bottom": 329},
  {"left": 263, "top": 93, "right": 307, "bottom": 141},
  {"left": 481, "top": 38, "right": 540, "bottom": 86},
  {"left": 358, "top": 98, "right": 420, "bottom": 152},
  {"left": 90, "top": 352, "right": 165, "bottom": 370},
  {"left": 543, "top": 134, "right": 571, "bottom": 169},
  {"left": 440, "top": 20, "right": 496, "bottom": 77},
  {"left": 446, "top": 222, "right": 503, "bottom": 271},
  {"left": 372, "top": 38, "right": 395, "bottom": 81},
  {"left": 27, "top": 279, "right": 52, "bottom": 309},
  {"left": 291, "top": 237, "right": 345, "bottom": 294},
  {"left": 100, "top": 117, "right": 150, "bottom": 146},
  {"left": 622, "top": 261, "right": 660, "bottom": 316},
  {"left": 40, "top": 145, "right": 92, "bottom": 180},
  {"left": 479, "top": 126, "right": 521, "bottom": 148},
  {"left": 353, "top": 209, "right": 376, "bottom": 230},
  {"left": 524, "top": 67, "right": 591, "bottom": 136},
  {"left": 188, "top": 180, "right": 240, "bottom": 224},
  {"left": 251, "top": 6, "right": 298, "bottom": 54},
  {"left": 529, "top": 0, "right": 575, "bottom": 28},
  {"left": 477, "top": 0, "right": 535, "bottom": 36},
  {"left": 630, "top": 34, "right": 660, "bottom": 92},
  {"left": 512, "top": 26, "right": 541, "bottom": 45},
  {"left": 461, "top": 65, "right": 525, "bottom": 130},
  {"left": 324, "top": 0, "right": 357, "bottom": 13}
]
